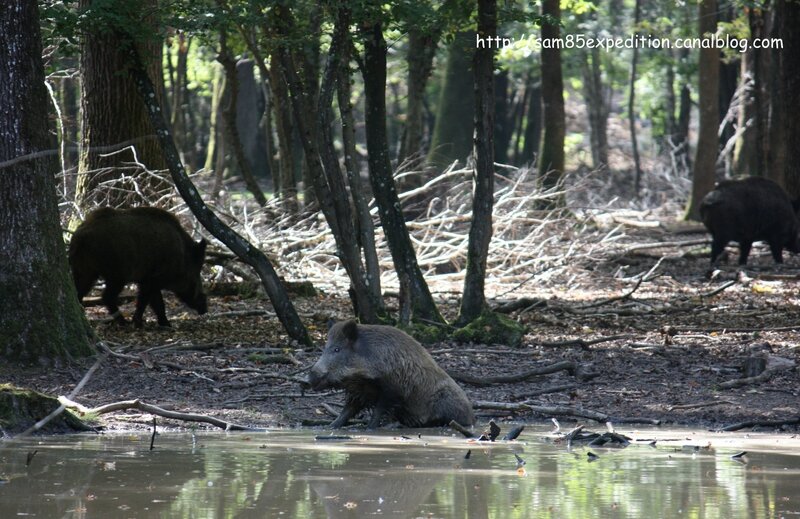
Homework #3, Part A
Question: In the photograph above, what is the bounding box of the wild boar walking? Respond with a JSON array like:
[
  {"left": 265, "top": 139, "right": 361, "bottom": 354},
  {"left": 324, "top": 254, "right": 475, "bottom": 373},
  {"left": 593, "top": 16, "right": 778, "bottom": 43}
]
[
  {"left": 700, "top": 177, "right": 800, "bottom": 265},
  {"left": 308, "top": 320, "right": 475, "bottom": 429},
  {"left": 69, "top": 207, "right": 208, "bottom": 327}
]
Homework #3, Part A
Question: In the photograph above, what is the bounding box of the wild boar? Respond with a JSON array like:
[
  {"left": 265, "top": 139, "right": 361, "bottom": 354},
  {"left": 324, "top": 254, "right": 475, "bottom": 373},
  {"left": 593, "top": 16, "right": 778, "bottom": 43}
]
[
  {"left": 69, "top": 207, "right": 208, "bottom": 327},
  {"left": 308, "top": 320, "right": 475, "bottom": 429},
  {"left": 700, "top": 177, "right": 800, "bottom": 265}
]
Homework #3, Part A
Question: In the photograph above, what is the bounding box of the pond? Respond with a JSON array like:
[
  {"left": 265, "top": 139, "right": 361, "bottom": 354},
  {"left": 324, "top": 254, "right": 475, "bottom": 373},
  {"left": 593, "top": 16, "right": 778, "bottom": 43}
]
[{"left": 1, "top": 427, "right": 798, "bottom": 518}]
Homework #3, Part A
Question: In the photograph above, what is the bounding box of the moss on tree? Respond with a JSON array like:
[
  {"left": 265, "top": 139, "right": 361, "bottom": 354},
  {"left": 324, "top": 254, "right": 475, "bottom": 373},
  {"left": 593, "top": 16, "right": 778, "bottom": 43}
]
[
  {"left": 0, "top": 384, "right": 92, "bottom": 435},
  {"left": 452, "top": 312, "right": 526, "bottom": 347}
]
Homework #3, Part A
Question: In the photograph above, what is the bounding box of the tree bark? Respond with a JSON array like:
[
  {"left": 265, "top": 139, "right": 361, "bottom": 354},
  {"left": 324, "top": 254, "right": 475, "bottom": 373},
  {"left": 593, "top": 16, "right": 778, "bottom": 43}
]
[
  {"left": 538, "top": 0, "right": 566, "bottom": 206},
  {"left": 75, "top": 0, "right": 169, "bottom": 209},
  {"left": 127, "top": 48, "right": 311, "bottom": 346},
  {"left": 629, "top": 0, "right": 643, "bottom": 194},
  {"left": 458, "top": 0, "right": 496, "bottom": 324},
  {"left": 779, "top": 0, "right": 800, "bottom": 198},
  {"left": 217, "top": 32, "right": 268, "bottom": 206},
  {"left": 581, "top": 46, "right": 609, "bottom": 170},
  {"left": 361, "top": 19, "right": 444, "bottom": 325},
  {"left": 0, "top": 0, "right": 93, "bottom": 365},
  {"left": 519, "top": 77, "right": 542, "bottom": 166},
  {"left": 685, "top": 0, "right": 720, "bottom": 221},
  {"left": 427, "top": 32, "right": 475, "bottom": 170},
  {"left": 398, "top": 28, "right": 440, "bottom": 171}
]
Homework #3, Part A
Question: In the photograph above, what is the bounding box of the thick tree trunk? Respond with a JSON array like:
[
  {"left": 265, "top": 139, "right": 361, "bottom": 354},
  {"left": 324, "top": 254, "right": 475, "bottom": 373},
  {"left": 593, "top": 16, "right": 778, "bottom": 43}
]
[
  {"left": 217, "top": 34, "right": 268, "bottom": 206},
  {"left": 235, "top": 59, "right": 271, "bottom": 187},
  {"left": 779, "top": 0, "right": 800, "bottom": 198},
  {"left": 398, "top": 28, "right": 440, "bottom": 170},
  {"left": 127, "top": 48, "right": 311, "bottom": 346},
  {"left": 765, "top": 1, "right": 786, "bottom": 187},
  {"left": 733, "top": 50, "right": 757, "bottom": 177},
  {"left": 361, "top": 20, "right": 443, "bottom": 325},
  {"left": 76, "top": 0, "right": 168, "bottom": 209},
  {"left": 0, "top": 1, "right": 93, "bottom": 365},
  {"left": 458, "top": 0, "right": 496, "bottom": 325},
  {"left": 268, "top": 50, "right": 298, "bottom": 209},
  {"left": 427, "top": 32, "right": 475, "bottom": 170},
  {"left": 538, "top": 0, "right": 566, "bottom": 205},
  {"left": 685, "top": 0, "right": 720, "bottom": 221},
  {"left": 493, "top": 69, "right": 512, "bottom": 165}
]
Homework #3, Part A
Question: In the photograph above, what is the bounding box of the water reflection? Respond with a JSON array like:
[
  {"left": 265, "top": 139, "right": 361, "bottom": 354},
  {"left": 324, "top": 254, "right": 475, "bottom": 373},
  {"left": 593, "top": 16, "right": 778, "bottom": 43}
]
[{"left": 0, "top": 429, "right": 798, "bottom": 518}]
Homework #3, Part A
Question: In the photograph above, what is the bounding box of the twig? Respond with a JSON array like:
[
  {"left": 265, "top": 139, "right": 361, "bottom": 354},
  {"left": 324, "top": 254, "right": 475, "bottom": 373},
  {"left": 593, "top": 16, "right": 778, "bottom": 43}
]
[
  {"left": 700, "top": 280, "right": 736, "bottom": 298},
  {"left": 668, "top": 400, "right": 735, "bottom": 411},
  {"left": 150, "top": 417, "right": 157, "bottom": 450},
  {"left": 537, "top": 335, "right": 631, "bottom": 349},
  {"left": 448, "top": 420, "right": 475, "bottom": 438}
]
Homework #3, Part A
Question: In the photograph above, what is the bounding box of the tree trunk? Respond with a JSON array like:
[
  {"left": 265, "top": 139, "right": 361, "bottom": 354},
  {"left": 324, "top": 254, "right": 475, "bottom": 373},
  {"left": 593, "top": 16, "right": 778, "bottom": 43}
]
[
  {"left": 519, "top": 77, "right": 542, "bottom": 166},
  {"left": 235, "top": 59, "right": 272, "bottom": 187},
  {"left": 733, "top": 49, "right": 757, "bottom": 177},
  {"left": 127, "top": 47, "right": 311, "bottom": 346},
  {"left": 272, "top": 5, "right": 382, "bottom": 323},
  {"left": 217, "top": 32, "right": 268, "bottom": 206},
  {"left": 75, "top": 0, "right": 169, "bottom": 209},
  {"left": 538, "top": 0, "right": 566, "bottom": 205},
  {"left": 268, "top": 50, "right": 298, "bottom": 209},
  {"left": 204, "top": 64, "right": 225, "bottom": 174},
  {"left": 765, "top": 1, "right": 786, "bottom": 187},
  {"left": 398, "top": 28, "right": 440, "bottom": 171},
  {"left": 779, "top": 0, "right": 800, "bottom": 198},
  {"left": 629, "top": 0, "right": 643, "bottom": 193},
  {"left": 685, "top": 0, "right": 720, "bottom": 221},
  {"left": 0, "top": 0, "right": 93, "bottom": 365},
  {"left": 493, "top": 69, "right": 512, "bottom": 165},
  {"left": 361, "top": 19, "right": 443, "bottom": 325},
  {"left": 458, "top": 0, "right": 496, "bottom": 325},
  {"left": 427, "top": 32, "right": 475, "bottom": 170},
  {"left": 335, "top": 6, "right": 383, "bottom": 312},
  {"left": 581, "top": 46, "right": 609, "bottom": 170}
]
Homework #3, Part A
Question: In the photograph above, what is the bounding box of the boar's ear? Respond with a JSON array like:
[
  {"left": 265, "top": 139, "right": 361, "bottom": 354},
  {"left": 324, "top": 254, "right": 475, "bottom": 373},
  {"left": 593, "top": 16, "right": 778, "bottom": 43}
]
[{"left": 341, "top": 320, "right": 358, "bottom": 342}]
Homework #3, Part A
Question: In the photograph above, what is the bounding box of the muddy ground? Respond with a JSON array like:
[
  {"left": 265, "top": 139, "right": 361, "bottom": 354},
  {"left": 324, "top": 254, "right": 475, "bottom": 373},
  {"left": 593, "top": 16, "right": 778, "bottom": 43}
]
[{"left": 4, "top": 211, "right": 800, "bottom": 435}]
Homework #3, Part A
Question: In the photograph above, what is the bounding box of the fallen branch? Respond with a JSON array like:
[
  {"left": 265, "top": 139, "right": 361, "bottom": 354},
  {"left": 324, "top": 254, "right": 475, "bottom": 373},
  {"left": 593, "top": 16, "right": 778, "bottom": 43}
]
[
  {"left": 537, "top": 335, "right": 631, "bottom": 350},
  {"left": 493, "top": 297, "right": 547, "bottom": 314},
  {"left": 473, "top": 400, "right": 609, "bottom": 422},
  {"left": 448, "top": 360, "right": 577, "bottom": 386},
  {"left": 700, "top": 280, "right": 736, "bottom": 298},
  {"left": 512, "top": 383, "right": 578, "bottom": 400},
  {"left": 60, "top": 397, "right": 260, "bottom": 431},
  {"left": 718, "top": 416, "right": 800, "bottom": 432},
  {"left": 668, "top": 400, "right": 735, "bottom": 411},
  {"left": 448, "top": 420, "right": 475, "bottom": 438}
]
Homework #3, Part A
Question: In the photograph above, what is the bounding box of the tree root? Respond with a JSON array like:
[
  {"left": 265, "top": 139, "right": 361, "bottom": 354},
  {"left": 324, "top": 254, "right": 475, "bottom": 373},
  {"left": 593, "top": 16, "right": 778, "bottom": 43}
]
[{"left": 448, "top": 360, "right": 580, "bottom": 386}]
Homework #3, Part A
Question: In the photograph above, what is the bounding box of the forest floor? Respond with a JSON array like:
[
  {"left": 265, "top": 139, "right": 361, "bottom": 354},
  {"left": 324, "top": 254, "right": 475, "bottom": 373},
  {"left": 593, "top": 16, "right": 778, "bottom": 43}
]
[{"left": 5, "top": 203, "right": 800, "bottom": 436}]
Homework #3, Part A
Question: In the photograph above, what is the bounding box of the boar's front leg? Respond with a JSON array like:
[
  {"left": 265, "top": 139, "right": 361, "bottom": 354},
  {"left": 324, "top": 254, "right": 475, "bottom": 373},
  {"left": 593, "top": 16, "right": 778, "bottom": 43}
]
[
  {"left": 329, "top": 400, "right": 363, "bottom": 428},
  {"left": 134, "top": 285, "right": 170, "bottom": 328},
  {"left": 102, "top": 279, "right": 126, "bottom": 324}
]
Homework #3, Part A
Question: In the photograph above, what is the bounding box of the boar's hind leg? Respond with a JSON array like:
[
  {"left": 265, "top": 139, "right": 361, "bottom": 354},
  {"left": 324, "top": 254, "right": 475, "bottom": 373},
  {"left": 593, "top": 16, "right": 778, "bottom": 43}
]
[
  {"left": 737, "top": 242, "right": 753, "bottom": 265},
  {"left": 768, "top": 241, "right": 784, "bottom": 264}
]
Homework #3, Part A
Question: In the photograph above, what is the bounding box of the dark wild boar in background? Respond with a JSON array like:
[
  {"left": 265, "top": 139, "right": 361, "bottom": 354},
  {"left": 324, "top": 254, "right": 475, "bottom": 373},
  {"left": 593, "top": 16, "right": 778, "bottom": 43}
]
[
  {"left": 700, "top": 177, "right": 800, "bottom": 265},
  {"left": 308, "top": 320, "right": 475, "bottom": 429},
  {"left": 69, "top": 207, "right": 208, "bottom": 327}
]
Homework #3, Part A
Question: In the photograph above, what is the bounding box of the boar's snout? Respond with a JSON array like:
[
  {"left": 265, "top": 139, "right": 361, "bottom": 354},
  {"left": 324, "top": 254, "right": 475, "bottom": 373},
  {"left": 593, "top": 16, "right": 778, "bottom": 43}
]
[{"left": 307, "top": 365, "right": 329, "bottom": 390}]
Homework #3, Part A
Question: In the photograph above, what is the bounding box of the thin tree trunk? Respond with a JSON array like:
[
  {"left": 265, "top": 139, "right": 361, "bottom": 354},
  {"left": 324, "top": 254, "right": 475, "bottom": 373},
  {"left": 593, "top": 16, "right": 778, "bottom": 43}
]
[
  {"left": 493, "top": 69, "right": 512, "bottom": 165},
  {"left": 520, "top": 77, "right": 542, "bottom": 166},
  {"left": 217, "top": 31, "right": 267, "bottom": 206},
  {"left": 685, "top": 0, "right": 720, "bottom": 220},
  {"left": 204, "top": 65, "right": 224, "bottom": 172},
  {"left": 336, "top": 6, "right": 383, "bottom": 311},
  {"left": 361, "top": 18, "right": 443, "bottom": 325},
  {"left": 538, "top": 0, "right": 566, "bottom": 205},
  {"left": 733, "top": 49, "right": 756, "bottom": 177},
  {"left": 629, "top": 0, "right": 643, "bottom": 194},
  {"left": 0, "top": 0, "right": 93, "bottom": 364},
  {"left": 398, "top": 28, "right": 440, "bottom": 170},
  {"left": 765, "top": 1, "right": 786, "bottom": 187},
  {"left": 128, "top": 47, "right": 311, "bottom": 346},
  {"left": 458, "top": 0, "right": 496, "bottom": 325},
  {"left": 582, "top": 46, "right": 609, "bottom": 170}
]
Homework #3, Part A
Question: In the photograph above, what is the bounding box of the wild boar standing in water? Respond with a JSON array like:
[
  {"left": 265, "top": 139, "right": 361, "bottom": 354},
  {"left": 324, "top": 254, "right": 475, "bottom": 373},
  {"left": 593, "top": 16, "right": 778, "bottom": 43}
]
[{"left": 69, "top": 207, "right": 208, "bottom": 327}]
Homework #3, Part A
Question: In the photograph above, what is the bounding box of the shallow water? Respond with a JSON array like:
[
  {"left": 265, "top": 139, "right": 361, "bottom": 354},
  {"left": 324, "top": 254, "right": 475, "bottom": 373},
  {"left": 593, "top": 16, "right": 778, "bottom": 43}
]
[{"left": 1, "top": 427, "right": 798, "bottom": 518}]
